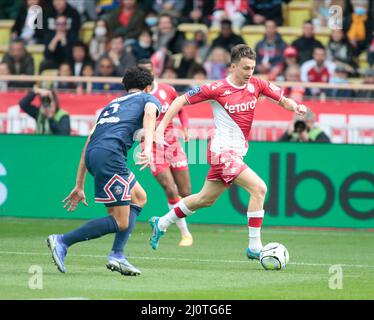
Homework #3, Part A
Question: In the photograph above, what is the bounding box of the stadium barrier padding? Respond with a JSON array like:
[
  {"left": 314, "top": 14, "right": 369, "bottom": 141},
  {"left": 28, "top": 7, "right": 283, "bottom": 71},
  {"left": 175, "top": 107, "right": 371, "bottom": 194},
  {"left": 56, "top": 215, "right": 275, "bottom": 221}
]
[{"left": 0, "top": 134, "right": 373, "bottom": 228}]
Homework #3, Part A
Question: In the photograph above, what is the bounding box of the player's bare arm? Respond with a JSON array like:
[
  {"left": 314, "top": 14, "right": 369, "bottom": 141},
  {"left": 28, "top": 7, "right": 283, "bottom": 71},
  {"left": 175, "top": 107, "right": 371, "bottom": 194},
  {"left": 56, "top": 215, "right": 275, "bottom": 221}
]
[
  {"left": 63, "top": 135, "right": 90, "bottom": 212},
  {"left": 278, "top": 96, "right": 307, "bottom": 116},
  {"left": 137, "top": 102, "right": 158, "bottom": 170},
  {"left": 156, "top": 95, "right": 189, "bottom": 145}
]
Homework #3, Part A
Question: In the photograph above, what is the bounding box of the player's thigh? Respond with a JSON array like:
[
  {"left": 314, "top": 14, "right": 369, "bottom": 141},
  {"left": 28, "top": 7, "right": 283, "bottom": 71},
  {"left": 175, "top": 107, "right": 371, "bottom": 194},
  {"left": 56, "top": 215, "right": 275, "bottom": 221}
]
[
  {"left": 107, "top": 205, "right": 131, "bottom": 231},
  {"left": 171, "top": 168, "right": 191, "bottom": 197},
  {"left": 233, "top": 167, "right": 267, "bottom": 195},
  {"left": 197, "top": 179, "right": 227, "bottom": 204},
  {"left": 130, "top": 181, "right": 147, "bottom": 207}
]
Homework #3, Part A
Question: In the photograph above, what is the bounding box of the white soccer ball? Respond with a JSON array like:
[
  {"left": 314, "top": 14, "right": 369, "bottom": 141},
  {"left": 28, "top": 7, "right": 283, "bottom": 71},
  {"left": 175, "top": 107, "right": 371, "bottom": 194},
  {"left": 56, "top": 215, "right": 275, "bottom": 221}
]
[{"left": 260, "top": 242, "right": 289, "bottom": 270}]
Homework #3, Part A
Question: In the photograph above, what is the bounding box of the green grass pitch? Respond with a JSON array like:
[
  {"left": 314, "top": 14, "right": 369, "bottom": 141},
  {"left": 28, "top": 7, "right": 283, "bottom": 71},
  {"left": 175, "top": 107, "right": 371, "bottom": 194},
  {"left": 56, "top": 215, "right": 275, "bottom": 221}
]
[{"left": 0, "top": 217, "right": 373, "bottom": 300}]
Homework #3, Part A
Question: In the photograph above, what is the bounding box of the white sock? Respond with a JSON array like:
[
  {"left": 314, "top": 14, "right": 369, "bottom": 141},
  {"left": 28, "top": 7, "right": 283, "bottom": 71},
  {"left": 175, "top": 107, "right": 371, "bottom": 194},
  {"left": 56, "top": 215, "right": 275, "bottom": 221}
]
[
  {"left": 175, "top": 218, "right": 191, "bottom": 237},
  {"left": 247, "top": 210, "right": 264, "bottom": 253},
  {"left": 158, "top": 200, "right": 194, "bottom": 231}
]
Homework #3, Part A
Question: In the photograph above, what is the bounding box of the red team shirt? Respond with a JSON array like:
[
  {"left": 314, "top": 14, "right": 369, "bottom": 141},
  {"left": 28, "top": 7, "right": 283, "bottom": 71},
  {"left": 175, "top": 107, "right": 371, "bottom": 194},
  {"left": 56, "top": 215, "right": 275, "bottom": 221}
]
[
  {"left": 150, "top": 81, "right": 189, "bottom": 142},
  {"left": 146, "top": 81, "right": 189, "bottom": 176},
  {"left": 185, "top": 76, "right": 284, "bottom": 186}
]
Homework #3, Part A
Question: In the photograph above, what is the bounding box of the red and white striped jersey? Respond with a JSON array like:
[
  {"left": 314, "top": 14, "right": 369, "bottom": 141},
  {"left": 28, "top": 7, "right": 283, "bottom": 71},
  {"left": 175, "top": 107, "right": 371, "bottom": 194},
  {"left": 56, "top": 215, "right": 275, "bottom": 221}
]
[{"left": 184, "top": 76, "right": 283, "bottom": 156}]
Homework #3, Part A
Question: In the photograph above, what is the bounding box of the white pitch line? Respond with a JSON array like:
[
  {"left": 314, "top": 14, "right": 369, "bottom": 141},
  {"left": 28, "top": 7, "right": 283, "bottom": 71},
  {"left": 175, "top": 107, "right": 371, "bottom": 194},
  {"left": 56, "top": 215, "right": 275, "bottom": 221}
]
[{"left": 0, "top": 250, "right": 373, "bottom": 269}]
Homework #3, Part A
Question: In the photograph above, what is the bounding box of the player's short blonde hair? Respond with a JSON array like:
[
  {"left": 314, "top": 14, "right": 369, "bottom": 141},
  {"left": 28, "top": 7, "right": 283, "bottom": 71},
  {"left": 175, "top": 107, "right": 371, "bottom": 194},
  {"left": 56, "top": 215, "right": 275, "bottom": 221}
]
[{"left": 230, "top": 44, "right": 256, "bottom": 64}]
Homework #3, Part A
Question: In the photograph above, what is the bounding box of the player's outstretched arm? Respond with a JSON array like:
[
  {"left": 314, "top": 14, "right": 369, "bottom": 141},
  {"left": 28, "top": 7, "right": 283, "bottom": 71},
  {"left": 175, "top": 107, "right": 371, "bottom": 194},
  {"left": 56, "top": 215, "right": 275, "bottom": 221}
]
[
  {"left": 156, "top": 95, "right": 189, "bottom": 144},
  {"left": 136, "top": 102, "right": 158, "bottom": 171},
  {"left": 278, "top": 96, "right": 307, "bottom": 116},
  {"left": 62, "top": 136, "right": 90, "bottom": 212}
]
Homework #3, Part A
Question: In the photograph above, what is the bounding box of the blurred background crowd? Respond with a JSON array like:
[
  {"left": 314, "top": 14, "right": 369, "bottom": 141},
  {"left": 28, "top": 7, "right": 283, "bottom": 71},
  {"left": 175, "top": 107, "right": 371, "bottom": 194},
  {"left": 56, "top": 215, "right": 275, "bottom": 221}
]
[{"left": 0, "top": 0, "right": 373, "bottom": 99}]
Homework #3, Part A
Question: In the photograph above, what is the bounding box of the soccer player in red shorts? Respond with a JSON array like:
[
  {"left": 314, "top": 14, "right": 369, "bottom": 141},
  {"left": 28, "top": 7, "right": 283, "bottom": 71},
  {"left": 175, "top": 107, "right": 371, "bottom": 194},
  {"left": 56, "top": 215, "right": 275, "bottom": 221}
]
[
  {"left": 137, "top": 59, "right": 193, "bottom": 246},
  {"left": 149, "top": 44, "right": 307, "bottom": 259}
]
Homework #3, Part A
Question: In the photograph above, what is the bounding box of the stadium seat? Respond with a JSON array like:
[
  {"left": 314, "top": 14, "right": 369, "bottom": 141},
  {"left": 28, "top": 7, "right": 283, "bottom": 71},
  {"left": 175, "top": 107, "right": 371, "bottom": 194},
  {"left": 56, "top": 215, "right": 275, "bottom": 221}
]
[
  {"left": 277, "top": 26, "right": 302, "bottom": 45},
  {"left": 0, "top": 44, "right": 8, "bottom": 61},
  {"left": 286, "top": 1, "right": 312, "bottom": 28},
  {"left": 177, "top": 23, "right": 208, "bottom": 41},
  {"left": 80, "top": 21, "right": 95, "bottom": 44},
  {"left": 314, "top": 26, "right": 331, "bottom": 46},
  {"left": 0, "top": 20, "right": 14, "bottom": 46},
  {"left": 27, "top": 44, "right": 45, "bottom": 75},
  {"left": 241, "top": 25, "right": 265, "bottom": 48}
]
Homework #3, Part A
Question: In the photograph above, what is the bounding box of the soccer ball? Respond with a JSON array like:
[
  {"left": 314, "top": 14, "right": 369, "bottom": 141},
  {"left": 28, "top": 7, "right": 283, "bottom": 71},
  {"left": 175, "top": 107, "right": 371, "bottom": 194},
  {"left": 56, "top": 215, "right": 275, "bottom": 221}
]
[{"left": 260, "top": 242, "right": 289, "bottom": 270}]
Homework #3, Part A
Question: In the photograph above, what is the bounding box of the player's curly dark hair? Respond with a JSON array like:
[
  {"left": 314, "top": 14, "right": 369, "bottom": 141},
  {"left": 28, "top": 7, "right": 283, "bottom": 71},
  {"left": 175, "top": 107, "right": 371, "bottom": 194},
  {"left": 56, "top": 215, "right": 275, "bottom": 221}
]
[{"left": 122, "top": 67, "right": 154, "bottom": 91}]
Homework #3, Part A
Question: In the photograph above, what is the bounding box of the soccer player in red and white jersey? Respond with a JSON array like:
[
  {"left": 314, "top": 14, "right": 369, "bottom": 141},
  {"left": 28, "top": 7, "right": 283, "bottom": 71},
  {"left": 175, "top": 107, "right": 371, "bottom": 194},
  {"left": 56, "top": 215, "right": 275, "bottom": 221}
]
[
  {"left": 137, "top": 59, "right": 193, "bottom": 246},
  {"left": 149, "top": 44, "right": 307, "bottom": 259}
]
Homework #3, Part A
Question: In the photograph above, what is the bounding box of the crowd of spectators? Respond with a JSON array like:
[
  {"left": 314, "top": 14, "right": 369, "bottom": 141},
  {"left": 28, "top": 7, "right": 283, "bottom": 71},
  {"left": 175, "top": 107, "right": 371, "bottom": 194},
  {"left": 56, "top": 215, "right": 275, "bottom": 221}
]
[{"left": 0, "top": 0, "right": 373, "bottom": 98}]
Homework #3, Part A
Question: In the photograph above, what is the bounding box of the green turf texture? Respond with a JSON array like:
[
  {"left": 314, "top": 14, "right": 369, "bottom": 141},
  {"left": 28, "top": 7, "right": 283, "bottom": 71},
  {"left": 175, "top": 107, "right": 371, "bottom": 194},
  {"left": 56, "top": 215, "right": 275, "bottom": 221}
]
[{"left": 0, "top": 217, "right": 373, "bottom": 300}]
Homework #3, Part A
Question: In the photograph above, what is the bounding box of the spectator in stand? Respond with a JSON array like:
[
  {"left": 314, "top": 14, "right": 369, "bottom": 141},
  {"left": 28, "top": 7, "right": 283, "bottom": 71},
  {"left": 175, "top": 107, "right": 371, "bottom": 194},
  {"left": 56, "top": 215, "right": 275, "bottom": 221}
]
[
  {"left": 96, "top": 0, "right": 119, "bottom": 18},
  {"left": 254, "top": 20, "right": 287, "bottom": 80},
  {"left": 368, "top": 31, "right": 374, "bottom": 67},
  {"left": 153, "top": 13, "right": 185, "bottom": 54},
  {"left": 144, "top": 10, "right": 159, "bottom": 33},
  {"left": 54, "top": 62, "right": 76, "bottom": 90},
  {"left": 161, "top": 65, "right": 185, "bottom": 91},
  {"left": 343, "top": 0, "right": 374, "bottom": 56},
  {"left": 76, "top": 62, "right": 95, "bottom": 93},
  {"left": 152, "top": 0, "right": 186, "bottom": 18},
  {"left": 180, "top": 0, "right": 214, "bottom": 25},
  {"left": 328, "top": 65, "right": 353, "bottom": 98},
  {"left": 67, "top": 0, "right": 98, "bottom": 22},
  {"left": 210, "top": 19, "right": 245, "bottom": 54},
  {"left": 248, "top": 0, "right": 291, "bottom": 26},
  {"left": 211, "top": 0, "right": 249, "bottom": 29},
  {"left": 11, "top": 0, "right": 45, "bottom": 45},
  {"left": 97, "top": 35, "right": 136, "bottom": 76},
  {"left": 0, "top": 63, "right": 11, "bottom": 92},
  {"left": 18, "top": 87, "right": 71, "bottom": 135},
  {"left": 2, "top": 39, "right": 35, "bottom": 88},
  {"left": 279, "top": 110, "right": 330, "bottom": 143},
  {"left": 130, "top": 28, "right": 154, "bottom": 60},
  {"left": 292, "top": 20, "right": 324, "bottom": 65},
  {"left": 277, "top": 46, "right": 300, "bottom": 81},
  {"left": 89, "top": 19, "right": 111, "bottom": 62},
  {"left": 300, "top": 46, "right": 336, "bottom": 97},
  {"left": 173, "top": 40, "right": 203, "bottom": 79},
  {"left": 71, "top": 41, "right": 93, "bottom": 76},
  {"left": 327, "top": 29, "right": 358, "bottom": 76},
  {"left": 356, "top": 68, "right": 374, "bottom": 99},
  {"left": 105, "top": 0, "right": 145, "bottom": 39},
  {"left": 194, "top": 30, "right": 210, "bottom": 62},
  {"left": 204, "top": 47, "right": 229, "bottom": 80},
  {"left": 43, "top": 0, "right": 81, "bottom": 42},
  {"left": 40, "top": 15, "right": 75, "bottom": 73},
  {"left": 283, "top": 65, "right": 305, "bottom": 102},
  {"left": 93, "top": 57, "right": 123, "bottom": 92},
  {"left": 0, "top": 0, "right": 21, "bottom": 19}
]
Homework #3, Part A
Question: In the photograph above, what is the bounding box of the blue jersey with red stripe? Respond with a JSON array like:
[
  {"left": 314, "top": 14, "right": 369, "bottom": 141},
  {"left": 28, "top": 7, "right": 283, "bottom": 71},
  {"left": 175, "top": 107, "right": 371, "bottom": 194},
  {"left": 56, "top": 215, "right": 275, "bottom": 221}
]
[{"left": 87, "top": 91, "right": 161, "bottom": 159}]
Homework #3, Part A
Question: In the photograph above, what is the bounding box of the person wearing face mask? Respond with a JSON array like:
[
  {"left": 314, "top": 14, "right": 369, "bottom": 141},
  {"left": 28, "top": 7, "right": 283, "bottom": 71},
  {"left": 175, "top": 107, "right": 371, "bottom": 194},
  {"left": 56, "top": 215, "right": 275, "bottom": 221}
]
[
  {"left": 144, "top": 10, "right": 159, "bottom": 33},
  {"left": 130, "top": 29, "right": 154, "bottom": 60},
  {"left": 343, "top": 0, "right": 374, "bottom": 55},
  {"left": 327, "top": 66, "right": 353, "bottom": 98},
  {"left": 89, "top": 19, "right": 111, "bottom": 61}
]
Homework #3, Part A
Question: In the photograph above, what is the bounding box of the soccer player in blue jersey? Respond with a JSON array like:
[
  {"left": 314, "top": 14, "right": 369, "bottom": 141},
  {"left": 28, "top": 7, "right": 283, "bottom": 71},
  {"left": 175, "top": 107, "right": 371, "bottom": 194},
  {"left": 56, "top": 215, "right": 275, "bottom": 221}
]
[{"left": 46, "top": 67, "right": 162, "bottom": 276}]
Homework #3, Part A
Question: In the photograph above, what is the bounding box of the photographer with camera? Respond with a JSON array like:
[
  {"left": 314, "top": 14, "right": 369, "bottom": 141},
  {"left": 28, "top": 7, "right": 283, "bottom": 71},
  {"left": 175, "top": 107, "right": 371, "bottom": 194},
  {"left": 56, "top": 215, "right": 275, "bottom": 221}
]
[
  {"left": 18, "top": 87, "right": 71, "bottom": 135},
  {"left": 279, "top": 110, "right": 330, "bottom": 143}
]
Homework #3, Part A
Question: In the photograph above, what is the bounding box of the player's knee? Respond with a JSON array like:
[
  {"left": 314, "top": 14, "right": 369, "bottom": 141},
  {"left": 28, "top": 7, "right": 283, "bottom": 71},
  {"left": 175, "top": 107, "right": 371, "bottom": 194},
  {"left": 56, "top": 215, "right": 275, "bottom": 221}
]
[
  {"left": 179, "top": 184, "right": 191, "bottom": 197},
  {"left": 251, "top": 181, "right": 267, "bottom": 200},
  {"left": 116, "top": 218, "right": 129, "bottom": 231},
  {"left": 198, "top": 194, "right": 216, "bottom": 207},
  {"left": 136, "top": 190, "right": 147, "bottom": 207}
]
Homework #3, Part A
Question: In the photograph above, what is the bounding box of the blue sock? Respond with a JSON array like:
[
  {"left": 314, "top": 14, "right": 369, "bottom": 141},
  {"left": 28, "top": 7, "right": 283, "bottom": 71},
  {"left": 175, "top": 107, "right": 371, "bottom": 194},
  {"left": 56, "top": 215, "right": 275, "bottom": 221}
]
[
  {"left": 62, "top": 215, "right": 119, "bottom": 247},
  {"left": 111, "top": 204, "right": 142, "bottom": 255}
]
